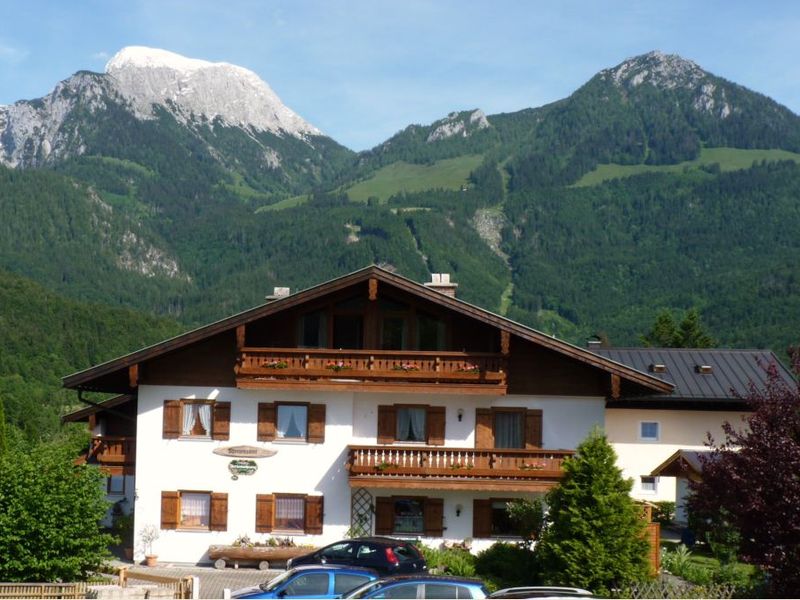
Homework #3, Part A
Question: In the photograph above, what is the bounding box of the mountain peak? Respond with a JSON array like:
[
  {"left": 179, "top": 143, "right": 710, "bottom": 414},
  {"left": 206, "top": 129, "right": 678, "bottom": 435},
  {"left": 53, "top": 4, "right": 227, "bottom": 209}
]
[
  {"left": 106, "top": 46, "right": 221, "bottom": 74},
  {"left": 602, "top": 50, "right": 707, "bottom": 90},
  {"left": 105, "top": 46, "right": 321, "bottom": 137}
]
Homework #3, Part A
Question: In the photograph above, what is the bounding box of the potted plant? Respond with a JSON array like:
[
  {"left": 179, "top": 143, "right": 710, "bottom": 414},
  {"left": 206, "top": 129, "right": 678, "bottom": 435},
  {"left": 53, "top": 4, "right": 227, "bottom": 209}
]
[
  {"left": 113, "top": 512, "right": 135, "bottom": 560},
  {"left": 139, "top": 524, "right": 160, "bottom": 567}
]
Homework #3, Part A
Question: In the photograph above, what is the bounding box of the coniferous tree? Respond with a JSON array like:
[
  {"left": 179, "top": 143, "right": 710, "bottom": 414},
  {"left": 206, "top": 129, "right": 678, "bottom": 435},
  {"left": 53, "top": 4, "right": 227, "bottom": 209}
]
[
  {"left": 536, "top": 428, "right": 651, "bottom": 594},
  {"left": 641, "top": 308, "right": 715, "bottom": 348}
]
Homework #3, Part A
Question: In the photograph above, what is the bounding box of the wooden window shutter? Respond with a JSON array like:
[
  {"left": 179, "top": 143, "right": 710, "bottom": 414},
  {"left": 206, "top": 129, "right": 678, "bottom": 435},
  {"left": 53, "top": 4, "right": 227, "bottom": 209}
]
[
  {"left": 258, "top": 403, "right": 276, "bottom": 441},
  {"left": 423, "top": 498, "right": 444, "bottom": 537},
  {"left": 308, "top": 404, "right": 326, "bottom": 444},
  {"left": 375, "top": 497, "right": 394, "bottom": 535},
  {"left": 426, "top": 406, "right": 446, "bottom": 446},
  {"left": 210, "top": 493, "right": 228, "bottom": 531},
  {"left": 160, "top": 491, "right": 179, "bottom": 529},
  {"left": 255, "top": 494, "right": 274, "bottom": 533},
  {"left": 162, "top": 401, "right": 181, "bottom": 439},
  {"left": 305, "top": 495, "right": 324, "bottom": 534},
  {"left": 525, "top": 409, "right": 543, "bottom": 449},
  {"left": 212, "top": 402, "right": 231, "bottom": 440},
  {"left": 377, "top": 405, "right": 396, "bottom": 444},
  {"left": 473, "top": 499, "right": 492, "bottom": 538},
  {"left": 475, "top": 409, "right": 494, "bottom": 449}
]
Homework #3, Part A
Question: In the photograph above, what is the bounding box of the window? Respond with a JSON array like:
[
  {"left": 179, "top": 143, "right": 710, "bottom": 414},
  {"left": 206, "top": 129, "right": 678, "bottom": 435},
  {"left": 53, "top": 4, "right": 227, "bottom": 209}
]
[
  {"left": 179, "top": 492, "right": 211, "bottom": 529},
  {"left": 494, "top": 411, "right": 524, "bottom": 449},
  {"left": 393, "top": 498, "right": 424, "bottom": 534},
  {"left": 334, "top": 574, "right": 373, "bottom": 596},
  {"left": 417, "top": 313, "right": 445, "bottom": 350},
  {"left": 383, "top": 583, "right": 421, "bottom": 599},
  {"left": 640, "top": 421, "right": 660, "bottom": 441},
  {"left": 163, "top": 400, "right": 230, "bottom": 441},
  {"left": 641, "top": 476, "right": 658, "bottom": 493},
  {"left": 333, "top": 315, "right": 363, "bottom": 349},
  {"left": 274, "top": 495, "right": 305, "bottom": 532},
  {"left": 107, "top": 475, "right": 125, "bottom": 495},
  {"left": 381, "top": 316, "right": 406, "bottom": 350},
  {"left": 321, "top": 541, "right": 357, "bottom": 561},
  {"left": 277, "top": 404, "right": 308, "bottom": 440},
  {"left": 181, "top": 401, "right": 213, "bottom": 438},
  {"left": 490, "top": 500, "right": 515, "bottom": 536},
  {"left": 299, "top": 312, "right": 327, "bottom": 348},
  {"left": 396, "top": 407, "right": 426, "bottom": 442},
  {"left": 283, "top": 573, "right": 329, "bottom": 597}
]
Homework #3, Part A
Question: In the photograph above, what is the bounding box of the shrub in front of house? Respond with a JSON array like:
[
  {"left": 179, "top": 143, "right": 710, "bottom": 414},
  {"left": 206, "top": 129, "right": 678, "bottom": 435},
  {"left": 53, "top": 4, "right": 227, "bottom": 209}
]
[{"left": 474, "top": 542, "right": 539, "bottom": 591}]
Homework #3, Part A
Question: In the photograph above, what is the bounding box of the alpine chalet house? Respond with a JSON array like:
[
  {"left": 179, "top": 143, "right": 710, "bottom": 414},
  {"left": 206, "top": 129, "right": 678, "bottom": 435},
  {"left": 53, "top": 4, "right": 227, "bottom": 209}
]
[
  {"left": 64, "top": 266, "right": 679, "bottom": 563},
  {"left": 592, "top": 346, "right": 795, "bottom": 524}
]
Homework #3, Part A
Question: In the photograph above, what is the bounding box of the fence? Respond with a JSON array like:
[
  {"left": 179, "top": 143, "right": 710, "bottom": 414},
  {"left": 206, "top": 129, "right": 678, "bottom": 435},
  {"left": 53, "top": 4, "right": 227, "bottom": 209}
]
[
  {"left": 618, "top": 580, "right": 736, "bottom": 599},
  {"left": 0, "top": 569, "right": 193, "bottom": 600},
  {"left": 0, "top": 583, "right": 89, "bottom": 599}
]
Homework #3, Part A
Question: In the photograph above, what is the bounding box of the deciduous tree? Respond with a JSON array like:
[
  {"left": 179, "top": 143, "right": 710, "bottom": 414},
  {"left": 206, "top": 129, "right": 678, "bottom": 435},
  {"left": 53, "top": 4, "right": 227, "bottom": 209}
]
[
  {"left": 688, "top": 352, "right": 800, "bottom": 597},
  {"left": 0, "top": 441, "right": 114, "bottom": 581}
]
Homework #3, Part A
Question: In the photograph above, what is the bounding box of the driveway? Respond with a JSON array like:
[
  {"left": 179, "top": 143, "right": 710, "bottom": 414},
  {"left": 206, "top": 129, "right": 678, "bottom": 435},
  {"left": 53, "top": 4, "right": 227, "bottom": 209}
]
[{"left": 123, "top": 563, "right": 282, "bottom": 599}]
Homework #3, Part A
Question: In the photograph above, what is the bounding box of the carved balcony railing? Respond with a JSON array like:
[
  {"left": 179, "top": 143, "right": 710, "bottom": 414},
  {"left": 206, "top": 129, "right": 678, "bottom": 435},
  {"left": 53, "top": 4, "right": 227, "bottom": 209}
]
[
  {"left": 346, "top": 445, "right": 573, "bottom": 491},
  {"left": 86, "top": 436, "right": 136, "bottom": 466},
  {"left": 235, "top": 348, "right": 507, "bottom": 393}
]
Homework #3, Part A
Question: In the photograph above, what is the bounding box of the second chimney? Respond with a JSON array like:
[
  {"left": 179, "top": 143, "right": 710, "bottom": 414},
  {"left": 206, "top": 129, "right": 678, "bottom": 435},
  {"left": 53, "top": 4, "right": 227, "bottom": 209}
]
[
  {"left": 424, "top": 273, "right": 458, "bottom": 297},
  {"left": 266, "top": 287, "right": 291, "bottom": 301}
]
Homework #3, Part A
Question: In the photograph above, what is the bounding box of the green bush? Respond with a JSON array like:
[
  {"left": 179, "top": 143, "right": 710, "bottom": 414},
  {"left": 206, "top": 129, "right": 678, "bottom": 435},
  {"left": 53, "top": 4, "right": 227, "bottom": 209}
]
[
  {"left": 652, "top": 501, "right": 676, "bottom": 526},
  {"left": 474, "top": 542, "right": 539, "bottom": 591},
  {"left": 420, "top": 545, "right": 476, "bottom": 577}
]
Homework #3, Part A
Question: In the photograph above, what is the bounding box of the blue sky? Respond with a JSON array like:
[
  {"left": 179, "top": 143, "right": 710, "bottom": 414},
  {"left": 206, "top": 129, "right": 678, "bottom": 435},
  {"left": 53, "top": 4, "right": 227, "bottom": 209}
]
[{"left": 1, "top": 0, "right": 799, "bottom": 150}]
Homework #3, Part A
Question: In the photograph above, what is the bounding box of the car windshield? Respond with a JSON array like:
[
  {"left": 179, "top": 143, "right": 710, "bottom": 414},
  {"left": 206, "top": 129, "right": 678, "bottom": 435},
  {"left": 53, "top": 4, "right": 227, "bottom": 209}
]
[
  {"left": 259, "top": 569, "right": 293, "bottom": 592},
  {"left": 393, "top": 544, "right": 421, "bottom": 560}
]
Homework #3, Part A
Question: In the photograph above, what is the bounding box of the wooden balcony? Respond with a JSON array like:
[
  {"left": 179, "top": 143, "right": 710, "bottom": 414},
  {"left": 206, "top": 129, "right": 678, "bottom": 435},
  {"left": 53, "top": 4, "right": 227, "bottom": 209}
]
[
  {"left": 347, "top": 445, "right": 573, "bottom": 492},
  {"left": 86, "top": 436, "right": 136, "bottom": 467},
  {"left": 235, "top": 348, "right": 507, "bottom": 394}
]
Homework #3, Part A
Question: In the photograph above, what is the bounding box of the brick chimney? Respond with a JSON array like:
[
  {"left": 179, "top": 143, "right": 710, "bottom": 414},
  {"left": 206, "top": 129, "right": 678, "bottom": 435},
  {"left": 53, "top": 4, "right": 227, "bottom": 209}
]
[
  {"left": 424, "top": 273, "right": 458, "bottom": 297},
  {"left": 266, "top": 287, "right": 291, "bottom": 301}
]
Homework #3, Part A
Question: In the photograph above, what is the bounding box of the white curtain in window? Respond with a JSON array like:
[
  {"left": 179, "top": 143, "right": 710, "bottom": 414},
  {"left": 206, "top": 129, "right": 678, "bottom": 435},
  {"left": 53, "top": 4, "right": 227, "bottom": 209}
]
[
  {"left": 197, "top": 404, "right": 212, "bottom": 435},
  {"left": 397, "top": 407, "right": 426, "bottom": 442},
  {"left": 182, "top": 403, "right": 197, "bottom": 435},
  {"left": 277, "top": 405, "right": 307, "bottom": 438},
  {"left": 181, "top": 493, "right": 210, "bottom": 526},
  {"left": 495, "top": 412, "right": 523, "bottom": 448}
]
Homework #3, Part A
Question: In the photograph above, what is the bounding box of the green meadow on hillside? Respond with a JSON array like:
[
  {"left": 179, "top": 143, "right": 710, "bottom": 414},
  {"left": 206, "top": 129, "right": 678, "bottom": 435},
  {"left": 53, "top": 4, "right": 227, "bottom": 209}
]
[
  {"left": 574, "top": 147, "right": 800, "bottom": 187},
  {"left": 345, "top": 154, "right": 484, "bottom": 202}
]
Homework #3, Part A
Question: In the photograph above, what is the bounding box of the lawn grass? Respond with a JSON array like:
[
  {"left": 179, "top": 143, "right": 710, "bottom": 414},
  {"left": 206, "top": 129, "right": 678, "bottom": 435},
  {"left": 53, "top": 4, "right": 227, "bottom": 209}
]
[
  {"left": 574, "top": 147, "right": 800, "bottom": 187},
  {"left": 345, "top": 154, "right": 484, "bottom": 203}
]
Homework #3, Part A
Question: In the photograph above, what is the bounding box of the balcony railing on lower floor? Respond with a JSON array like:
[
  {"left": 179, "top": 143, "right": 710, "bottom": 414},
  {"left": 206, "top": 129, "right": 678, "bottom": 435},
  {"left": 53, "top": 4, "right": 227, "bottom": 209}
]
[
  {"left": 235, "top": 348, "right": 507, "bottom": 393},
  {"left": 347, "top": 445, "right": 573, "bottom": 491},
  {"left": 86, "top": 436, "right": 136, "bottom": 466}
]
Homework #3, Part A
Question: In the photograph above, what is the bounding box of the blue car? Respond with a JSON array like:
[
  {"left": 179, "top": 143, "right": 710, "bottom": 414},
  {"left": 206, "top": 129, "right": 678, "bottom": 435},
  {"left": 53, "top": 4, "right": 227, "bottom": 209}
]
[
  {"left": 231, "top": 565, "right": 380, "bottom": 599},
  {"left": 344, "top": 574, "right": 490, "bottom": 599}
]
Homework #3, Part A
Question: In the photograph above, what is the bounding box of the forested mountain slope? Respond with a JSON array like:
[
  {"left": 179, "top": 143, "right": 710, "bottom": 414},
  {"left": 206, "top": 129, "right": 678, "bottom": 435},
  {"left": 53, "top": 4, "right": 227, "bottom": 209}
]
[{"left": 1, "top": 47, "right": 800, "bottom": 439}]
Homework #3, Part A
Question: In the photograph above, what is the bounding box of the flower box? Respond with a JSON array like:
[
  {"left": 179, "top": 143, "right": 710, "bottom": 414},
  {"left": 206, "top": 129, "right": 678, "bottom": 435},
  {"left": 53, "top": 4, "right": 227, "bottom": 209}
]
[{"left": 208, "top": 544, "right": 314, "bottom": 570}]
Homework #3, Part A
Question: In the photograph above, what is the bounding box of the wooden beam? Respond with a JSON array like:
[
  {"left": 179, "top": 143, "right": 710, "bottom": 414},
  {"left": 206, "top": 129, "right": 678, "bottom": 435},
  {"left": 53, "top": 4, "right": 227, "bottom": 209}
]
[
  {"left": 128, "top": 364, "right": 138, "bottom": 389},
  {"left": 368, "top": 277, "right": 378, "bottom": 301},
  {"left": 236, "top": 325, "right": 246, "bottom": 350},
  {"left": 611, "top": 373, "right": 621, "bottom": 400},
  {"left": 500, "top": 330, "right": 510, "bottom": 355}
]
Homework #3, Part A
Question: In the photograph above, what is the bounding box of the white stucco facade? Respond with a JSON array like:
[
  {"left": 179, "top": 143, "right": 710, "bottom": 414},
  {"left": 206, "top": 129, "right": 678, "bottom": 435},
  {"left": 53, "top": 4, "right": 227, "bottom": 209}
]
[
  {"left": 606, "top": 408, "right": 746, "bottom": 505},
  {"left": 132, "top": 384, "right": 604, "bottom": 563}
]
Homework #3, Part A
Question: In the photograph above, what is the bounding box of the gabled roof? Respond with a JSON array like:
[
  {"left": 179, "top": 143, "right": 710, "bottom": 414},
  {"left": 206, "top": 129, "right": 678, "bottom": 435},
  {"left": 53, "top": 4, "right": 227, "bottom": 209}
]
[
  {"left": 651, "top": 449, "right": 714, "bottom": 479},
  {"left": 61, "top": 394, "right": 134, "bottom": 423},
  {"left": 62, "top": 265, "right": 672, "bottom": 395},
  {"left": 591, "top": 347, "right": 795, "bottom": 403}
]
